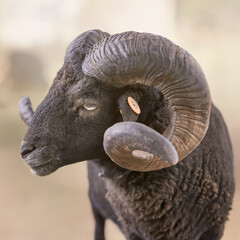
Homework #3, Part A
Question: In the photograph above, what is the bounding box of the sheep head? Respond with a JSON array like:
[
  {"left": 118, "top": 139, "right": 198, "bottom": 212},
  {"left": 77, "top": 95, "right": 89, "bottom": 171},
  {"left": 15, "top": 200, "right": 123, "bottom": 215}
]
[{"left": 19, "top": 30, "right": 211, "bottom": 175}]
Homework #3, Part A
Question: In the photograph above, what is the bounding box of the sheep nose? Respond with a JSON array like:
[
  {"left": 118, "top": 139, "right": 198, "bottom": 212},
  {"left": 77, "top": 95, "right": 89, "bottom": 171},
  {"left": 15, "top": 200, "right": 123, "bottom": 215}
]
[{"left": 21, "top": 141, "right": 35, "bottom": 158}]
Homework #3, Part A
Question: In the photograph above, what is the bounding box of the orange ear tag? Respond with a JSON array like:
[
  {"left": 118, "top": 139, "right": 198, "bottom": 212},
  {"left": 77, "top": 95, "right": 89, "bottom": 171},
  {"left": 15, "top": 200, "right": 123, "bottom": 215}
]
[{"left": 127, "top": 96, "right": 141, "bottom": 115}]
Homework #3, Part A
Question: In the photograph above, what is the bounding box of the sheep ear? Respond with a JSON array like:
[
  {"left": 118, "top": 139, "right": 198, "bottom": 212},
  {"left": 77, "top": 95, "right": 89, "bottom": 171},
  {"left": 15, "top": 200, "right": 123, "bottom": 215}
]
[{"left": 118, "top": 93, "right": 141, "bottom": 122}]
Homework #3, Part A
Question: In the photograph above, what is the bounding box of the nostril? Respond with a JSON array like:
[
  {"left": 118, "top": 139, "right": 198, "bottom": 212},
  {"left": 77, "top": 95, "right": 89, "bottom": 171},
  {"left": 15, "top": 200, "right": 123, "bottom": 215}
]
[{"left": 21, "top": 143, "right": 35, "bottom": 158}]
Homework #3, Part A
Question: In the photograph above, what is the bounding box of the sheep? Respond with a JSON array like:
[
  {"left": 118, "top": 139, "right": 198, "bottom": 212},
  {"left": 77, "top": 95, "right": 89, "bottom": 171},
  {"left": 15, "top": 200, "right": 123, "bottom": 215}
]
[{"left": 18, "top": 30, "right": 235, "bottom": 240}]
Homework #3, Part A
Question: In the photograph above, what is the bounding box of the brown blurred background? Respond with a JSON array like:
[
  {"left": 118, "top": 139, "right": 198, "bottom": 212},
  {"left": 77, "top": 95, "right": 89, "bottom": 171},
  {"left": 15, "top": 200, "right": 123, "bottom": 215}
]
[{"left": 0, "top": 0, "right": 239, "bottom": 239}]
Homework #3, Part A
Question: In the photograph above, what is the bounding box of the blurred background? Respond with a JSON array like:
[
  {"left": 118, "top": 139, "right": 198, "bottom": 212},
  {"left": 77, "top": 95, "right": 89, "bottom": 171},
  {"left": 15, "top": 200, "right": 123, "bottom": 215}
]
[{"left": 0, "top": 0, "right": 239, "bottom": 239}]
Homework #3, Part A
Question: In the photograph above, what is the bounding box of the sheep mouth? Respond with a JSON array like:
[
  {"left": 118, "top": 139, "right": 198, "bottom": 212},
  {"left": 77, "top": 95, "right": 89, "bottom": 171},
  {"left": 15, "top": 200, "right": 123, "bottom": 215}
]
[
  {"left": 22, "top": 147, "right": 62, "bottom": 176},
  {"left": 30, "top": 161, "right": 60, "bottom": 176}
]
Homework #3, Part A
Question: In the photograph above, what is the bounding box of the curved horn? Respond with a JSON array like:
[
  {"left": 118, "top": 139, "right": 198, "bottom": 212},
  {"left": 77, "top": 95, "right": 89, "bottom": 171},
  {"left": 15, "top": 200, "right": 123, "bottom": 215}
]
[
  {"left": 104, "top": 122, "right": 178, "bottom": 171},
  {"left": 65, "top": 29, "right": 110, "bottom": 62},
  {"left": 18, "top": 96, "right": 34, "bottom": 126},
  {"left": 82, "top": 31, "right": 211, "bottom": 171}
]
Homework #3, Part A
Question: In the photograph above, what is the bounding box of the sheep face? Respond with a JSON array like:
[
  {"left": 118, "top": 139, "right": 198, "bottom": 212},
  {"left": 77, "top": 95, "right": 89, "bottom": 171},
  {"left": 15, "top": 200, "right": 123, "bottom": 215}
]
[
  {"left": 20, "top": 75, "right": 119, "bottom": 176},
  {"left": 19, "top": 30, "right": 212, "bottom": 173}
]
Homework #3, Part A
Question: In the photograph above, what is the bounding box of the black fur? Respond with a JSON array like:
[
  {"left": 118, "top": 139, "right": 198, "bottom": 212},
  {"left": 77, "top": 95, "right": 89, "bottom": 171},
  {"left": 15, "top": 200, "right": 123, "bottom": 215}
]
[{"left": 88, "top": 105, "right": 234, "bottom": 240}]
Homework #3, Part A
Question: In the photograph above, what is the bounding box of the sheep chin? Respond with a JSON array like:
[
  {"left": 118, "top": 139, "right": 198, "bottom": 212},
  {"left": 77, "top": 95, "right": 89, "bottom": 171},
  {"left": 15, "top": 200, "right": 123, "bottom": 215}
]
[
  {"left": 29, "top": 166, "right": 53, "bottom": 176},
  {"left": 30, "top": 168, "right": 38, "bottom": 176},
  {"left": 29, "top": 160, "right": 60, "bottom": 176}
]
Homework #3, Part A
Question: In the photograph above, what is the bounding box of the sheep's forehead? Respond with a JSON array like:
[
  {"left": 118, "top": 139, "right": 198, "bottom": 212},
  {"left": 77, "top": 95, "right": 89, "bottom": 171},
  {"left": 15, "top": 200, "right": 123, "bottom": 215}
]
[{"left": 66, "top": 78, "right": 97, "bottom": 96}]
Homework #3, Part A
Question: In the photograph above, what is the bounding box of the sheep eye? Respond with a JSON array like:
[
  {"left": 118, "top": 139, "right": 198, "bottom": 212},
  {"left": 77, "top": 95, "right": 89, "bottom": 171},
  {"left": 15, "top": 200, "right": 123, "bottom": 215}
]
[{"left": 83, "top": 103, "right": 97, "bottom": 111}]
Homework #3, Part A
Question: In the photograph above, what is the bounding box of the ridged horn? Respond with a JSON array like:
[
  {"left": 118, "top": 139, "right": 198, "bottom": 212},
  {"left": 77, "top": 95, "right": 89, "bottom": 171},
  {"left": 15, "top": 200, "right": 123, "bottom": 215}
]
[
  {"left": 65, "top": 29, "right": 110, "bottom": 62},
  {"left": 18, "top": 96, "right": 34, "bottom": 126},
  {"left": 83, "top": 31, "right": 211, "bottom": 171}
]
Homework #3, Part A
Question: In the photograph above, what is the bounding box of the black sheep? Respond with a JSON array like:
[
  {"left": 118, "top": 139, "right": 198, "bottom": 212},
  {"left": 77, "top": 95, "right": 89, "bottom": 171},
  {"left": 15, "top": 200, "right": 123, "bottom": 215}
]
[{"left": 19, "top": 30, "right": 234, "bottom": 240}]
